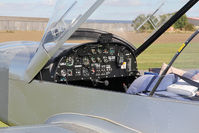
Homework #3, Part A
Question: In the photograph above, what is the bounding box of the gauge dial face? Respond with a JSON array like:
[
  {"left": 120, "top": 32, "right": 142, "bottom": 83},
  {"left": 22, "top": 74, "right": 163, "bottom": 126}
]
[
  {"left": 103, "top": 48, "right": 109, "bottom": 54},
  {"left": 67, "top": 69, "right": 73, "bottom": 76},
  {"left": 61, "top": 69, "right": 67, "bottom": 77},
  {"left": 109, "top": 47, "right": 115, "bottom": 55},
  {"left": 91, "top": 57, "right": 97, "bottom": 63},
  {"left": 83, "top": 57, "right": 90, "bottom": 66},
  {"left": 103, "top": 56, "right": 109, "bottom": 63},
  {"left": 97, "top": 57, "right": 102, "bottom": 63},
  {"left": 91, "top": 48, "right": 97, "bottom": 54},
  {"left": 75, "top": 57, "right": 81, "bottom": 65},
  {"left": 66, "top": 57, "right": 74, "bottom": 66},
  {"left": 97, "top": 48, "right": 102, "bottom": 54}
]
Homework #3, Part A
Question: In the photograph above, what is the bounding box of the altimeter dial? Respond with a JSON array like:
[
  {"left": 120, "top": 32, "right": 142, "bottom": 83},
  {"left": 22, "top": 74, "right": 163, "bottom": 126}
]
[
  {"left": 83, "top": 57, "right": 90, "bottom": 66},
  {"left": 66, "top": 57, "right": 74, "bottom": 67}
]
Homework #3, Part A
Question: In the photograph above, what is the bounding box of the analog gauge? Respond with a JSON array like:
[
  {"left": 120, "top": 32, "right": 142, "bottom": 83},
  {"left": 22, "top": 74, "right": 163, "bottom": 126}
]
[
  {"left": 91, "top": 48, "right": 97, "bottom": 54},
  {"left": 83, "top": 57, "right": 90, "bottom": 66},
  {"left": 103, "top": 48, "right": 109, "bottom": 54},
  {"left": 97, "top": 48, "right": 102, "bottom": 54},
  {"left": 103, "top": 56, "right": 109, "bottom": 63},
  {"left": 91, "top": 57, "right": 97, "bottom": 63},
  {"left": 67, "top": 69, "right": 73, "bottom": 77},
  {"left": 66, "top": 56, "right": 74, "bottom": 67},
  {"left": 97, "top": 57, "right": 102, "bottom": 63},
  {"left": 61, "top": 69, "right": 67, "bottom": 77},
  {"left": 75, "top": 57, "right": 81, "bottom": 64},
  {"left": 109, "top": 47, "right": 115, "bottom": 55}
]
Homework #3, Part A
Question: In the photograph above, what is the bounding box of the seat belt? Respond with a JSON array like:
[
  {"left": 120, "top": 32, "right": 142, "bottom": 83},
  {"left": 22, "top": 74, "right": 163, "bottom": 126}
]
[
  {"left": 175, "top": 74, "right": 199, "bottom": 88},
  {"left": 145, "top": 75, "right": 158, "bottom": 92}
]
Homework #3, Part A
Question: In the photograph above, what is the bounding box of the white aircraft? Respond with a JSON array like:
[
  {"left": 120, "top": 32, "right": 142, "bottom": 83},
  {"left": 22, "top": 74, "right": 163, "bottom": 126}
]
[{"left": 0, "top": 0, "right": 199, "bottom": 133}]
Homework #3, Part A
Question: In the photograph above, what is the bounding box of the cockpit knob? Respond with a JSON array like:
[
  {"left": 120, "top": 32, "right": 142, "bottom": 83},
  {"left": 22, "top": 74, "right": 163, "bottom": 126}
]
[{"left": 95, "top": 79, "right": 109, "bottom": 86}]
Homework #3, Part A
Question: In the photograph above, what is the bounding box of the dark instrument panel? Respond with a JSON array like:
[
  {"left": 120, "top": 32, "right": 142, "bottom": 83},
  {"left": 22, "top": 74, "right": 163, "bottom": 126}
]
[
  {"left": 54, "top": 42, "right": 137, "bottom": 85},
  {"left": 35, "top": 29, "right": 139, "bottom": 92}
]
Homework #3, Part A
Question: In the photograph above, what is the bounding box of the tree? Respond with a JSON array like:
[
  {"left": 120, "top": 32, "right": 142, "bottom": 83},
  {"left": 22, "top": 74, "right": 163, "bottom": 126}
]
[
  {"left": 132, "top": 13, "right": 172, "bottom": 32},
  {"left": 173, "top": 14, "right": 188, "bottom": 30},
  {"left": 132, "top": 14, "right": 157, "bottom": 32},
  {"left": 132, "top": 14, "right": 148, "bottom": 31},
  {"left": 185, "top": 23, "right": 195, "bottom": 31},
  {"left": 173, "top": 14, "right": 195, "bottom": 31},
  {"left": 132, "top": 13, "right": 195, "bottom": 32}
]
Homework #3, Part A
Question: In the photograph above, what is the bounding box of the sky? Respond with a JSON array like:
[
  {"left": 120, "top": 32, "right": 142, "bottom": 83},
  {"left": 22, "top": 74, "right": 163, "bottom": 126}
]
[{"left": 0, "top": 0, "right": 198, "bottom": 20}]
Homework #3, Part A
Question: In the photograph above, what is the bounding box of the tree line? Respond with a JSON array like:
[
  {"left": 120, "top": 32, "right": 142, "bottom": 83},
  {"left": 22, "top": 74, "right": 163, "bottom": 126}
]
[{"left": 132, "top": 13, "right": 195, "bottom": 32}]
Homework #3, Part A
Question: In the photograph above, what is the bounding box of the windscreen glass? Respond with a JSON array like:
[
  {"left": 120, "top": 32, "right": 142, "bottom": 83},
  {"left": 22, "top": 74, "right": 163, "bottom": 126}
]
[
  {"left": 40, "top": 0, "right": 198, "bottom": 71},
  {"left": 40, "top": 0, "right": 102, "bottom": 49},
  {"left": 76, "top": 0, "right": 199, "bottom": 70},
  {"left": 79, "top": 0, "right": 198, "bottom": 46}
]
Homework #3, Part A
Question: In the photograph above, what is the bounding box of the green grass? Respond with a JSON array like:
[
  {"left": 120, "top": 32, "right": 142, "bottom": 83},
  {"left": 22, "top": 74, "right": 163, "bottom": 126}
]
[{"left": 134, "top": 43, "right": 199, "bottom": 70}]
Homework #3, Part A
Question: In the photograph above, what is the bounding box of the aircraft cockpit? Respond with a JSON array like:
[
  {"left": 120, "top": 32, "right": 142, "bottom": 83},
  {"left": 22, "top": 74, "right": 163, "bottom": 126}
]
[
  {"left": 35, "top": 29, "right": 139, "bottom": 92},
  {"left": 30, "top": 0, "right": 199, "bottom": 96},
  {"left": 1, "top": 0, "right": 199, "bottom": 132}
]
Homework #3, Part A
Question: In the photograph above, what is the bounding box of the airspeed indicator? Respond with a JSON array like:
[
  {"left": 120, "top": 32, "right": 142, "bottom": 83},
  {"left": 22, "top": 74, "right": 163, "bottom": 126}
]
[{"left": 66, "top": 57, "right": 74, "bottom": 67}]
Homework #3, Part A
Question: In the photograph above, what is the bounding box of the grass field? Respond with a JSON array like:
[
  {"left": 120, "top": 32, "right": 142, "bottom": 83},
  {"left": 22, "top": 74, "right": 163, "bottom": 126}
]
[
  {"left": 135, "top": 43, "right": 181, "bottom": 70},
  {"left": 0, "top": 31, "right": 198, "bottom": 70},
  {"left": 135, "top": 43, "right": 199, "bottom": 70}
]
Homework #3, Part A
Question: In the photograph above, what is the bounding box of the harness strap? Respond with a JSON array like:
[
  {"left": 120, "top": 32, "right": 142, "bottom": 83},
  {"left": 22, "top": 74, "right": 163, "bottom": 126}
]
[
  {"left": 175, "top": 74, "right": 199, "bottom": 88},
  {"left": 145, "top": 75, "right": 158, "bottom": 92}
]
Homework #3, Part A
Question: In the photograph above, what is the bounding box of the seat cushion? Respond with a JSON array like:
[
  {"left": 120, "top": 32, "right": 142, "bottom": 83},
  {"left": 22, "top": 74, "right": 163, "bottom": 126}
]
[{"left": 127, "top": 74, "right": 177, "bottom": 94}]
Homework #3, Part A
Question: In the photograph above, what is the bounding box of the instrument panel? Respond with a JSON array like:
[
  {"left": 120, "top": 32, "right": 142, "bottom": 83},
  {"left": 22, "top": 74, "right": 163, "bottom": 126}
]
[
  {"left": 54, "top": 42, "right": 137, "bottom": 83},
  {"left": 34, "top": 29, "right": 139, "bottom": 92}
]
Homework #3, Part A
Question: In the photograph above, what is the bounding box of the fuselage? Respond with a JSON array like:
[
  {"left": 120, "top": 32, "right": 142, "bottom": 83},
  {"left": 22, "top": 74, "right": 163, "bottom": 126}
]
[{"left": 0, "top": 41, "right": 199, "bottom": 133}]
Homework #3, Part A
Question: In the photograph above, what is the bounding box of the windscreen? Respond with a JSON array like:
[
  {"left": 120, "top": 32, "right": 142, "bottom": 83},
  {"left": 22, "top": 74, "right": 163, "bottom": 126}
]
[
  {"left": 39, "top": 0, "right": 198, "bottom": 71},
  {"left": 40, "top": 0, "right": 103, "bottom": 51},
  {"left": 78, "top": 0, "right": 195, "bottom": 46},
  {"left": 24, "top": 0, "right": 104, "bottom": 82},
  {"left": 75, "top": 0, "right": 199, "bottom": 70}
]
